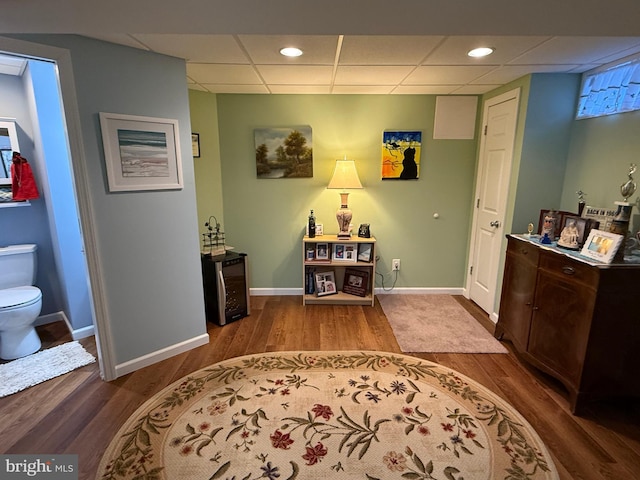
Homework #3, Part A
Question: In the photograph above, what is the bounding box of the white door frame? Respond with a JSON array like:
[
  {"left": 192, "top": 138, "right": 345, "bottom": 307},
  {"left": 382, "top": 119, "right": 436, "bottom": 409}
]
[
  {"left": 0, "top": 36, "right": 116, "bottom": 380},
  {"left": 465, "top": 88, "right": 520, "bottom": 322}
]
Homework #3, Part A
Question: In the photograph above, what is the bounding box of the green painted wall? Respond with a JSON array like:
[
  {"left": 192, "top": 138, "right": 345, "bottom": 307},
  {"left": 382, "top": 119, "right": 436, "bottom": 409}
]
[
  {"left": 561, "top": 109, "right": 640, "bottom": 232},
  {"left": 214, "top": 94, "right": 480, "bottom": 290},
  {"left": 189, "top": 90, "right": 225, "bottom": 240}
]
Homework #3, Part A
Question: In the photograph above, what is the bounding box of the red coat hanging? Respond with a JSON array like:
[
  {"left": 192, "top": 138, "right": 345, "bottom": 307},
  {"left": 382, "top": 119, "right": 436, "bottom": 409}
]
[{"left": 11, "top": 152, "right": 40, "bottom": 201}]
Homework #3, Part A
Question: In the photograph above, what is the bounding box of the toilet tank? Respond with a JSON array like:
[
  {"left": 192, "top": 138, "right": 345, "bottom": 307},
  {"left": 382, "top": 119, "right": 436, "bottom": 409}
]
[{"left": 0, "top": 244, "right": 37, "bottom": 289}]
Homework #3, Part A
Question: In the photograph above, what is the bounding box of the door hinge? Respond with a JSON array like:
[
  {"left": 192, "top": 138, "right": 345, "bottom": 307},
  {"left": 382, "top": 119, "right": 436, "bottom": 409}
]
[
  {"left": 476, "top": 198, "right": 480, "bottom": 208},
  {"left": 469, "top": 265, "right": 473, "bottom": 275},
  {"left": 484, "top": 125, "right": 488, "bottom": 135}
]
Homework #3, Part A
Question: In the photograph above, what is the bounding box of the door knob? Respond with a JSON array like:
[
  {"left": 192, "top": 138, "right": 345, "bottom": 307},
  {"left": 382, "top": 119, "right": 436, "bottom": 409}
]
[{"left": 490, "top": 220, "right": 501, "bottom": 227}]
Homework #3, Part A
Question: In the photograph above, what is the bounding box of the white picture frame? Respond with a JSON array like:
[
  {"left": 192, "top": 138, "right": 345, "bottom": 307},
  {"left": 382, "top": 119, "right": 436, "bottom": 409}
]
[
  {"left": 332, "top": 243, "right": 358, "bottom": 263},
  {"left": 580, "top": 229, "right": 624, "bottom": 264},
  {"left": 99, "top": 112, "right": 183, "bottom": 192}
]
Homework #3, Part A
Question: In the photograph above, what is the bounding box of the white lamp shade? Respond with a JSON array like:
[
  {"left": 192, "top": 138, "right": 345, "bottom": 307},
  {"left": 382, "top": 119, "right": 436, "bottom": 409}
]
[{"left": 327, "top": 160, "right": 363, "bottom": 190}]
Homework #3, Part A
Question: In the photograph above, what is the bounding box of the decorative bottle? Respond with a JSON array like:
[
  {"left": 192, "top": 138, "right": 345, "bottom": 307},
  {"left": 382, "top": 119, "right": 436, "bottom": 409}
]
[{"left": 308, "top": 209, "right": 316, "bottom": 238}]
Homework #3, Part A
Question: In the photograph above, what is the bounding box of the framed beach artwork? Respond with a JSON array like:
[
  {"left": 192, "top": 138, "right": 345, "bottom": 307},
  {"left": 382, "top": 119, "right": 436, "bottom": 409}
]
[
  {"left": 381, "top": 130, "right": 422, "bottom": 180},
  {"left": 255, "top": 126, "right": 313, "bottom": 178},
  {"left": 99, "top": 112, "right": 183, "bottom": 192}
]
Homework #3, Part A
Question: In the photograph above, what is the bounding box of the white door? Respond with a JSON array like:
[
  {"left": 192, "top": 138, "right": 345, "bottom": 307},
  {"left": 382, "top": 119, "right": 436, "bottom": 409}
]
[{"left": 468, "top": 89, "right": 520, "bottom": 315}]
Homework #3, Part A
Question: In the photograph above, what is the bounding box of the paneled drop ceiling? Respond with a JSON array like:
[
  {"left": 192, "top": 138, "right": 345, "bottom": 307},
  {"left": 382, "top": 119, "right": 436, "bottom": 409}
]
[{"left": 82, "top": 34, "right": 640, "bottom": 94}]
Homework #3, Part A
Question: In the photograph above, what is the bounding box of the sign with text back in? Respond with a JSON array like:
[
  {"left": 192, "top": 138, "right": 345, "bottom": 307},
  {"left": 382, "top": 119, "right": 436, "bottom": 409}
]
[{"left": 1, "top": 455, "right": 77, "bottom": 480}]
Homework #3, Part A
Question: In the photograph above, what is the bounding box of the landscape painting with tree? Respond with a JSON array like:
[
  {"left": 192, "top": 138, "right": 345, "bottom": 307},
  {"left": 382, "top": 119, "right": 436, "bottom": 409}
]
[{"left": 255, "top": 126, "right": 313, "bottom": 178}]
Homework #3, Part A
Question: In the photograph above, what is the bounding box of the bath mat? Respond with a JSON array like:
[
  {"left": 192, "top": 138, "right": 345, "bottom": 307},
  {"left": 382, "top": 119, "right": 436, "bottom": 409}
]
[{"left": 0, "top": 341, "right": 96, "bottom": 397}]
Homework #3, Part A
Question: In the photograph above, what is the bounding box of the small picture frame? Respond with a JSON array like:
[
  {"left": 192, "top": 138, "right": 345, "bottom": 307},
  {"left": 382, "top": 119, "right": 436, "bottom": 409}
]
[
  {"left": 315, "top": 271, "right": 337, "bottom": 296},
  {"left": 357, "top": 243, "right": 373, "bottom": 262},
  {"left": 580, "top": 229, "right": 624, "bottom": 264},
  {"left": 192, "top": 133, "right": 200, "bottom": 158},
  {"left": 332, "top": 243, "right": 357, "bottom": 262},
  {"left": 316, "top": 242, "right": 329, "bottom": 260},
  {"left": 305, "top": 223, "right": 323, "bottom": 236},
  {"left": 343, "top": 268, "right": 369, "bottom": 297}
]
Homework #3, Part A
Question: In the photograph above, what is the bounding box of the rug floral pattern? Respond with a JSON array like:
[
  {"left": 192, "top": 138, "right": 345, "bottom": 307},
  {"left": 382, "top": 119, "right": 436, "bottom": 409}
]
[{"left": 98, "top": 351, "right": 558, "bottom": 480}]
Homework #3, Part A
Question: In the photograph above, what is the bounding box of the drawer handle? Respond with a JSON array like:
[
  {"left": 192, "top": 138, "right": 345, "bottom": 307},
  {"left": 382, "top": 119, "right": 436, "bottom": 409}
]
[
  {"left": 562, "top": 266, "right": 576, "bottom": 275},
  {"left": 521, "top": 249, "right": 528, "bottom": 255}
]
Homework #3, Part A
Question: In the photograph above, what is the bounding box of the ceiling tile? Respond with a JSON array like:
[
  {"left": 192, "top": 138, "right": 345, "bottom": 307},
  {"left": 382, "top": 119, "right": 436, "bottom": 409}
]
[
  {"left": 423, "top": 36, "right": 550, "bottom": 65},
  {"left": 472, "top": 64, "right": 578, "bottom": 84},
  {"left": 339, "top": 35, "right": 444, "bottom": 65},
  {"left": 334, "top": 65, "right": 414, "bottom": 85},
  {"left": 332, "top": 85, "right": 395, "bottom": 94},
  {"left": 270, "top": 85, "right": 332, "bottom": 94},
  {"left": 202, "top": 84, "right": 269, "bottom": 94},
  {"left": 403, "top": 65, "right": 495, "bottom": 85},
  {"left": 238, "top": 35, "right": 339, "bottom": 64},
  {"left": 451, "top": 85, "right": 502, "bottom": 94},
  {"left": 510, "top": 37, "right": 640, "bottom": 65},
  {"left": 187, "top": 64, "right": 262, "bottom": 84},
  {"left": 256, "top": 65, "right": 333, "bottom": 84},
  {"left": 133, "top": 34, "right": 248, "bottom": 63},
  {"left": 392, "top": 85, "right": 458, "bottom": 94}
]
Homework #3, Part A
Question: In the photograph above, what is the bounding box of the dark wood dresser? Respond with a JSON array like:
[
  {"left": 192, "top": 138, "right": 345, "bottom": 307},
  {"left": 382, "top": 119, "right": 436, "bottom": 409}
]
[{"left": 496, "top": 234, "right": 640, "bottom": 414}]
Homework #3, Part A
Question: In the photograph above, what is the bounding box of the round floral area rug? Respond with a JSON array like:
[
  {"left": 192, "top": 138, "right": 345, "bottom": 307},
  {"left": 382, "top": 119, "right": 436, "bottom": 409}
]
[{"left": 97, "top": 351, "right": 558, "bottom": 480}]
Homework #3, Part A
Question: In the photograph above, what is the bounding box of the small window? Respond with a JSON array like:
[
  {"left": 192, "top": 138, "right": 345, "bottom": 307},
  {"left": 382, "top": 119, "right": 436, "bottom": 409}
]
[{"left": 576, "top": 56, "right": 640, "bottom": 119}]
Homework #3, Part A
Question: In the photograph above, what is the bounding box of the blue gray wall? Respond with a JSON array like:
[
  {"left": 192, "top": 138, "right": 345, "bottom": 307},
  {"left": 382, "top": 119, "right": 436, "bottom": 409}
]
[{"left": 9, "top": 35, "right": 207, "bottom": 367}]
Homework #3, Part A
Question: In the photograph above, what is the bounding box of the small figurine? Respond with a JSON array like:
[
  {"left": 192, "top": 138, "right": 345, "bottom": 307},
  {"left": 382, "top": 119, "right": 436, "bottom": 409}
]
[
  {"left": 558, "top": 220, "right": 580, "bottom": 250},
  {"left": 540, "top": 211, "right": 556, "bottom": 244},
  {"left": 620, "top": 164, "right": 637, "bottom": 202},
  {"left": 526, "top": 222, "right": 534, "bottom": 237},
  {"left": 576, "top": 190, "right": 586, "bottom": 216}
]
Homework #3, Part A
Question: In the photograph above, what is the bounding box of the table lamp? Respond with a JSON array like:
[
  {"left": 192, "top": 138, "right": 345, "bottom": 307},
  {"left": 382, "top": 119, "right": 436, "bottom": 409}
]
[{"left": 327, "top": 158, "right": 363, "bottom": 238}]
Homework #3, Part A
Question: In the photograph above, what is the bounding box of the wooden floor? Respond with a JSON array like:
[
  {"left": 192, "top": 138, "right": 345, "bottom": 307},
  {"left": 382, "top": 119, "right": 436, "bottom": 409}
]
[{"left": 1, "top": 295, "right": 639, "bottom": 479}]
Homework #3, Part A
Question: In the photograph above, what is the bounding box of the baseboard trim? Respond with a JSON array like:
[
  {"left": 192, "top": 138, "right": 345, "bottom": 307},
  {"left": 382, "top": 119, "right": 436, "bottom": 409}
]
[
  {"left": 250, "top": 288, "right": 303, "bottom": 296},
  {"left": 250, "top": 287, "right": 465, "bottom": 296},
  {"left": 35, "top": 311, "right": 95, "bottom": 340},
  {"left": 374, "top": 287, "right": 464, "bottom": 295},
  {"left": 114, "top": 333, "right": 210, "bottom": 379}
]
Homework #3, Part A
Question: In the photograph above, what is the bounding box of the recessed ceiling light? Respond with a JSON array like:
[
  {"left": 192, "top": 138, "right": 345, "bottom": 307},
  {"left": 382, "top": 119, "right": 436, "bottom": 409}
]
[
  {"left": 280, "top": 47, "right": 303, "bottom": 57},
  {"left": 467, "top": 47, "right": 495, "bottom": 58}
]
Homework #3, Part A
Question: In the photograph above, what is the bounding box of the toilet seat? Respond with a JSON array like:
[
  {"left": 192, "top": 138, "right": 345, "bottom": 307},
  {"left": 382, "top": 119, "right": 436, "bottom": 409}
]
[{"left": 0, "top": 286, "right": 42, "bottom": 310}]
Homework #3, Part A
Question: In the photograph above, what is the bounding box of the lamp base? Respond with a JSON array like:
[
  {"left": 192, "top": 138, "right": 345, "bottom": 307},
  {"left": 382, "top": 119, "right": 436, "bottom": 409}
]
[{"left": 336, "top": 201, "right": 353, "bottom": 238}]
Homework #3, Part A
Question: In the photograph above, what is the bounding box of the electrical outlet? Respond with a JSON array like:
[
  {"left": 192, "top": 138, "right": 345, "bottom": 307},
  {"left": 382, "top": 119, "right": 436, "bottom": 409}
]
[{"left": 392, "top": 259, "right": 400, "bottom": 271}]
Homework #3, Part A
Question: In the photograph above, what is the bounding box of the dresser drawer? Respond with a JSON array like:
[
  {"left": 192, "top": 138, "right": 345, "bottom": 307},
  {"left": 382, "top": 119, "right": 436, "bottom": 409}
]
[
  {"left": 539, "top": 251, "right": 599, "bottom": 289},
  {"left": 507, "top": 237, "right": 540, "bottom": 266}
]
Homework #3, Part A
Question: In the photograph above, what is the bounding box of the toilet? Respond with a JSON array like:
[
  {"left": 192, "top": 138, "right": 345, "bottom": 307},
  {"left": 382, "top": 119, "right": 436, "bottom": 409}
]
[{"left": 0, "top": 244, "right": 43, "bottom": 360}]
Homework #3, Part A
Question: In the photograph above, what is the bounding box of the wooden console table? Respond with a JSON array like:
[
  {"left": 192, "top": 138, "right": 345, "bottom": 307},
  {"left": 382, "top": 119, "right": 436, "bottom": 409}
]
[{"left": 496, "top": 234, "right": 640, "bottom": 414}]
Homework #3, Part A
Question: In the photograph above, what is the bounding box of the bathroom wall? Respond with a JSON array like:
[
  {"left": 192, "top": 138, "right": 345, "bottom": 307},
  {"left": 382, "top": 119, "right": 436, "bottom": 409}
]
[
  {"left": 24, "top": 59, "right": 94, "bottom": 332},
  {"left": 0, "top": 71, "right": 63, "bottom": 316}
]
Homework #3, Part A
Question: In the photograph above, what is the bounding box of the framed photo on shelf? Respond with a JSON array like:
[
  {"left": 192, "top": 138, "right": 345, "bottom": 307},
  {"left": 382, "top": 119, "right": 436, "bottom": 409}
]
[
  {"left": 537, "top": 209, "right": 575, "bottom": 239},
  {"left": 357, "top": 243, "right": 373, "bottom": 262},
  {"left": 582, "top": 206, "right": 615, "bottom": 232},
  {"left": 580, "top": 229, "right": 624, "bottom": 264},
  {"left": 343, "top": 268, "right": 369, "bottom": 297},
  {"left": 332, "top": 243, "right": 357, "bottom": 262},
  {"left": 99, "top": 112, "right": 183, "bottom": 192},
  {"left": 558, "top": 215, "right": 598, "bottom": 249},
  {"left": 315, "top": 242, "right": 329, "bottom": 260},
  {"left": 315, "top": 271, "right": 337, "bottom": 296}
]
